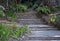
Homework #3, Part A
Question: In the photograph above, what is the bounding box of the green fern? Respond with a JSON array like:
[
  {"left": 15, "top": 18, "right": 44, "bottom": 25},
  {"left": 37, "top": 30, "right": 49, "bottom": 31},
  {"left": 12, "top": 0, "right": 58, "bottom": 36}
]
[{"left": 36, "top": 6, "right": 51, "bottom": 15}]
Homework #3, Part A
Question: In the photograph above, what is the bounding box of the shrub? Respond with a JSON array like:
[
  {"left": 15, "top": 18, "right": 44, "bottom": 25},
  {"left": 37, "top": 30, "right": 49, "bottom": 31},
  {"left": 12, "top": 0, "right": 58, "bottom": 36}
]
[
  {"left": 49, "top": 14, "right": 56, "bottom": 23},
  {"left": 16, "top": 4, "right": 28, "bottom": 12},
  {"left": 0, "top": 23, "right": 12, "bottom": 41},
  {"left": 55, "top": 16, "right": 60, "bottom": 25},
  {"left": 49, "top": 14, "right": 60, "bottom": 25},
  {"left": 12, "top": 26, "right": 28, "bottom": 39},
  {"left": 0, "top": 23, "right": 28, "bottom": 41},
  {"left": 5, "top": 11, "right": 16, "bottom": 21},
  {"left": 33, "top": 4, "right": 39, "bottom": 9},
  {"left": 55, "top": 6, "right": 60, "bottom": 12},
  {"left": 36, "top": 6, "right": 51, "bottom": 15},
  {"left": 0, "top": 5, "right": 16, "bottom": 21},
  {"left": 9, "top": 5, "right": 17, "bottom": 12}
]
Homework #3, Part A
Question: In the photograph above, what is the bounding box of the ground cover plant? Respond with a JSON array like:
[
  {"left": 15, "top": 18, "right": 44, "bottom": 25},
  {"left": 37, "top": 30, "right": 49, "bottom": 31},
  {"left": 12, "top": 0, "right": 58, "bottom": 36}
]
[
  {"left": 0, "top": 23, "right": 28, "bottom": 41},
  {"left": 55, "top": 6, "right": 60, "bottom": 12},
  {"left": 49, "top": 13, "right": 60, "bottom": 25},
  {"left": 5, "top": 11, "right": 16, "bottom": 21},
  {"left": 0, "top": 5, "right": 17, "bottom": 21},
  {"left": 16, "top": 4, "right": 28, "bottom": 12},
  {"left": 35, "top": 6, "right": 51, "bottom": 15}
]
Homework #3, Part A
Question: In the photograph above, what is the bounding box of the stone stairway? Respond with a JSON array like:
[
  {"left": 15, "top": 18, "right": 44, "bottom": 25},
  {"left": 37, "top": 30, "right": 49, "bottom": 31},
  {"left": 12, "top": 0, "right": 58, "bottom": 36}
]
[{"left": 16, "top": 10, "right": 60, "bottom": 41}]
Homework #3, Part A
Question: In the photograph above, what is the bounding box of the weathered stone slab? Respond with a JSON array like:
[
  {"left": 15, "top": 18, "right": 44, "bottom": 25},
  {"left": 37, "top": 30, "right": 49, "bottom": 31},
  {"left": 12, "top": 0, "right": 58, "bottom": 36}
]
[
  {"left": 16, "top": 19, "right": 46, "bottom": 25},
  {"left": 28, "top": 31, "right": 60, "bottom": 37}
]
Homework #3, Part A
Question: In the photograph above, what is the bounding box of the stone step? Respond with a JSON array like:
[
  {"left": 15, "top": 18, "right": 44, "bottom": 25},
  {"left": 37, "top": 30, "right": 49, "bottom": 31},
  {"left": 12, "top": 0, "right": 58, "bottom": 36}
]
[
  {"left": 15, "top": 19, "right": 46, "bottom": 25},
  {"left": 15, "top": 24, "right": 54, "bottom": 28},
  {"left": 30, "top": 27, "right": 57, "bottom": 31},
  {"left": 28, "top": 37, "right": 60, "bottom": 40},
  {"left": 28, "top": 25, "right": 53, "bottom": 28},
  {"left": 28, "top": 31, "right": 60, "bottom": 40},
  {"left": 7, "top": 24, "right": 55, "bottom": 31},
  {"left": 17, "top": 12, "right": 39, "bottom": 19},
  {"left": 29, "top": 25, "right": 57, "bottom": 31},
  {"left": 26, "top": 40, "right": 60, "bottom": 41}
]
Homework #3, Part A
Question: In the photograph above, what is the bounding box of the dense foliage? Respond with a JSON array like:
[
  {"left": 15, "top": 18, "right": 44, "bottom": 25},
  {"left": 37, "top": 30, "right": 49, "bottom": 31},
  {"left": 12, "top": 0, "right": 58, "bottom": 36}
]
[
  {"left": 16, "top": 4, "right": 28, "bottom": 12},
  {"left": 33, "top": 4, "right": 39, "bottom": 9},
  {"left": 0, "top": 23, "right": 12, "bottom": 41},
  {"left": 12, "top": 26, "right": 28, "bottom": 38},
  {"left": 49, "top": 14, "right": 60, "bottom": 25},
  {"left": 5, "top": 11, "right": 16, "bottom": 21},
  {"left": 35, "top": 6, "right": 51, "bottom": 15},
  {"left": 0, "top": 23, "right": 28, "bottom": 41},
  {"left": 0, "top": 5, "right": 16, "bottom": 21},
  {"left": 55, "top": 6, "right": 60, "bottom": 12}
]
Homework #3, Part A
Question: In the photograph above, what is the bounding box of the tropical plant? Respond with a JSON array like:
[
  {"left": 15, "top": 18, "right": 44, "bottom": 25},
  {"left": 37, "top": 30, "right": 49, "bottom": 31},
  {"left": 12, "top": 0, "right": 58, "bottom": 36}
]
[
  {"left": 33, "top": 4, "right": 39, "bottom": 9},
  {"left": 0, "top": 23, "right": 12, "bottom": 41},
  {"left": 0, "top": 5, "right": 16, "bottom": 21},
  {"left": 16, "top": 4, "right": 28, "bottom": 12},
  {"left": 49, "top": 14, "right": 56, "bottom": 23},
  {"left": 9, "top": 5, "right": 17, "bottom": 12},
  {"left": 0, "top": 23, "right": 29, "bottom": 41},
  {"left": 55, "top": 6, "right": 60, "bottom": 12},
  {"left": 55, "top": 16, "right": 60, "bottom": 25},
  {"left": 49, "top": 14, "right": 60, "bottom": 25},
  {"left": 12, "top": 26, "right": 28, "bottom": 39},
  {"left": 36, "top": 6, "right": 51, "bottom": 15},
  {"left": 5, "top": 11, "right": 16, "bottom": 21}
]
